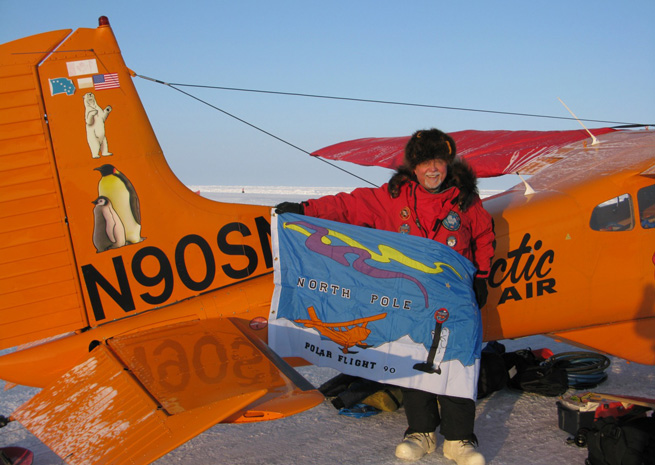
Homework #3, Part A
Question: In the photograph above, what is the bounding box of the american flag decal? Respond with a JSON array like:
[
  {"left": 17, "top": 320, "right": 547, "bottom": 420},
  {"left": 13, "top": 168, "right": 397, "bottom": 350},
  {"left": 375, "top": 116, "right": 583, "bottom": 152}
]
[{"left": 93, "top": 73, "right": 120, "bottom": 90}]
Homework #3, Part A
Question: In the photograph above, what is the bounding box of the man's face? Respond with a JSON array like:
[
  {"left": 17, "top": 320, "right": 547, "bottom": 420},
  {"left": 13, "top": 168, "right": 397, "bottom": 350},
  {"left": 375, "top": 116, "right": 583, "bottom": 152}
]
[{"left": 413, "top": 158, "right": 448, "bottom": 192}]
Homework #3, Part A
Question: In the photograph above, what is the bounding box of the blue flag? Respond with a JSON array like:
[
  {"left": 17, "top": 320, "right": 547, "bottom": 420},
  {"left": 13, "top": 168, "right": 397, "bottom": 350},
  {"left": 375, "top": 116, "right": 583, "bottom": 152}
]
[
  {"left": 49, "top": 78, "right": 75, "bottom": 96},
  {"left": 269, "top": 212, "right": 483, "bottom": 400}
]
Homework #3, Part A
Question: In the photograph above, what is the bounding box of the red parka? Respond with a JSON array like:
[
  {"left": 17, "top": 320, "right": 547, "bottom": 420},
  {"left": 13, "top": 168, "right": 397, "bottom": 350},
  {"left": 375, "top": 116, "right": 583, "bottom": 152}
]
[{"left": 304, "top": 179, "right": 495, "bottom": 279}]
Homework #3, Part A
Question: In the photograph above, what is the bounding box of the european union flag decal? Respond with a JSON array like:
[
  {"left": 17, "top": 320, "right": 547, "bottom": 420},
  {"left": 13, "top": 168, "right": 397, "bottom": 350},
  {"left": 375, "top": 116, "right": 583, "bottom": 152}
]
[
  {"left": 269, "top": 212, "right": 482, "bottom": 400},
  {"left": 49, "top": 78, "right": 75, "bottom": 96}
]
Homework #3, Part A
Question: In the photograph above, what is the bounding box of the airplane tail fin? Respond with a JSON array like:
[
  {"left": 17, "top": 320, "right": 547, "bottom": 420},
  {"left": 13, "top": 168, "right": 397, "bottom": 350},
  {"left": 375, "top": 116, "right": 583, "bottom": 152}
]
[{"left": 1, "top": 19, "right": 274, "bottom": 350}]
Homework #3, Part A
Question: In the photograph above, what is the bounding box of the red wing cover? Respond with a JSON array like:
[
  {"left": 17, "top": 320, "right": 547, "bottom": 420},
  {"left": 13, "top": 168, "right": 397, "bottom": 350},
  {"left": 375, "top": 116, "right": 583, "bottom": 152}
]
[{"left": 311, "top": 128, "right": 616, "bottom": 177}]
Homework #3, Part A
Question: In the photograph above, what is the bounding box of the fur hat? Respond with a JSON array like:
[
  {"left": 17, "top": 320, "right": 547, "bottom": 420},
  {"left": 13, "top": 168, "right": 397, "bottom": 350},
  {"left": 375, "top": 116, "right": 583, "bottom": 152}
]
[{"left": 403, "top": 128, "right": 457, "bottom": 169}]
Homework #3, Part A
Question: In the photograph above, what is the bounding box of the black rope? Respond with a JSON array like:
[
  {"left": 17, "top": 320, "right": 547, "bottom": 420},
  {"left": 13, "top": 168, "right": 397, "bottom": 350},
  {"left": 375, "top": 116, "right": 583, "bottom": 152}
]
[
  {"left": 136, "top": 74, "right": 379, "bottom": 187},
  {"left": 546, "top": 351, "right": 611, "bottom": 389},
  {"left": 11, "top": 49, "right": 94, "bottom": 54},
  {"left": 161, "top": 82, "right": 649, "bottom": 127}
]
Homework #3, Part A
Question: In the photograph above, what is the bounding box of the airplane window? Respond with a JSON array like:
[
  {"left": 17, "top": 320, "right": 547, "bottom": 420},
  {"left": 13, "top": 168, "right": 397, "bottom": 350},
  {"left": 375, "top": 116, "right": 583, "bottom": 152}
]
[
  {"left": 638, "top": 185, "right": 655, "bottom": 229},
  {"left": 589, "top": 194, "right": 634, "bottom": 232}
]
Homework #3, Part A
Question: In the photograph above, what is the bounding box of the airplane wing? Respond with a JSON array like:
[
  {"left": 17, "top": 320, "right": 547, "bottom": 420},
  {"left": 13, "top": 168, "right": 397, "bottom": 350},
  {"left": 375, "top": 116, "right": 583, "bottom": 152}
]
[
  {"left": 311, "top": 128, "right": 617, "bottom": 177},
  {"left": 13, "top": 318, "right": 322, "bottom": 465}
]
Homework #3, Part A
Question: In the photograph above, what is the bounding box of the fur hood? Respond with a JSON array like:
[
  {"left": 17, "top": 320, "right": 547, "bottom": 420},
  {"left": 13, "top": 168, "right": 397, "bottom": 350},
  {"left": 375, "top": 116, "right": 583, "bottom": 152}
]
[{"left": 388, "top": 157, "right": 479, "bottom": 211}]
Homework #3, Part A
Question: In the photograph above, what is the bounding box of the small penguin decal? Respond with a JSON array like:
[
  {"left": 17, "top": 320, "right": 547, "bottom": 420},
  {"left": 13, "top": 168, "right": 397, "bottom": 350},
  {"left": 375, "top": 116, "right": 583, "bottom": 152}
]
[
  {"left": 84, "top": 92, "right": 112, "bottom": 158},
  {"left": 94, "top": 164, "right": 145, "bottom": 244},
  {"left": 92, "top": 196, "right": 126, "bottom": 252}
]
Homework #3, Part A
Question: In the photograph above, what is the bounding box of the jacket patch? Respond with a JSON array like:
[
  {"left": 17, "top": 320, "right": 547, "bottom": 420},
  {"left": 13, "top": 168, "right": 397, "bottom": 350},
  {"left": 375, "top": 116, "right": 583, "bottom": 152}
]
[
  {"left": 399, "top": 224, "right": 410, "bottom": 234},
  {"left": 400, "top": 207, "right": 411, "bottom": 220},
  {"left": 442, "top": 211, "right": 461, "bottom": 231}
]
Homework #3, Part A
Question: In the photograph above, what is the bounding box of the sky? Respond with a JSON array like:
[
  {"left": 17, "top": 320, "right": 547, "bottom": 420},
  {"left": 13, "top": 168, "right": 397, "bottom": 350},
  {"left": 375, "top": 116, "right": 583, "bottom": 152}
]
[{"left": 1, "top": 0, "right": 654, "bottom": 189}]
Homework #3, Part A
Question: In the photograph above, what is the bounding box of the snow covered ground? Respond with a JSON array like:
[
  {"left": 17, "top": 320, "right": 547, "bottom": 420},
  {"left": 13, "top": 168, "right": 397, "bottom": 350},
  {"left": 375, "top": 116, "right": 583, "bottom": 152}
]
[
  {"left": 1, "top": 187, "right": 653, "bottom": 465},
  {"left": 154, "top": 336, "right": 652, "bottom": 465},
  {"left": 2, "top": 336, "right": 652, "bottom": 465},
  {"left": 191, "top": 185, "right": 507, "bottom": 205}
]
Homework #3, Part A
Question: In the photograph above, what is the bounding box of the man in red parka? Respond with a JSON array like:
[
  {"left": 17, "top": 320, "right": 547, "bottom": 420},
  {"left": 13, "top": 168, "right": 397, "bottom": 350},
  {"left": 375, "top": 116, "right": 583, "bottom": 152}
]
[{"left": 276, "top": 128, "right": 494, "bottom": 465}]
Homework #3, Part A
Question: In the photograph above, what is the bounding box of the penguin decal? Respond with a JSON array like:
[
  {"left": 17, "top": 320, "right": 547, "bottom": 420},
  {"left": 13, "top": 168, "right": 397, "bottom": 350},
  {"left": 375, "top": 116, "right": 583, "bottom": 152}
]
[
  {"left": 92, "top": 196, "right": 126, "bottom": 252},
  {"left": 84, "top": 92, "right": 112, "bottom": 158},
  {"left": 94, "top": 164, "right": 145, "bottom": 245}
]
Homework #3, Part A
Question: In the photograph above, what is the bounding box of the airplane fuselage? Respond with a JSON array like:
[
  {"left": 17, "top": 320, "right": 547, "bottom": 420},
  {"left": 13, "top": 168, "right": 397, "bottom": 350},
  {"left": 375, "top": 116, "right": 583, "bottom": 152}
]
[{"left": 482, "top": 132, "right": 655, "bottom": 363}]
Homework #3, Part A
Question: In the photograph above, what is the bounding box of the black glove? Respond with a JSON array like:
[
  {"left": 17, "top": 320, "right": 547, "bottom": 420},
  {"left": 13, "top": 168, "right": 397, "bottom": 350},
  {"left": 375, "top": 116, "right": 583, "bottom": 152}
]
[
  {"left": 275, "top": 201, "right": 304, "bottom": 215},
  {"left": 473, "top": 277, "right": 489, "bottom": 308}
]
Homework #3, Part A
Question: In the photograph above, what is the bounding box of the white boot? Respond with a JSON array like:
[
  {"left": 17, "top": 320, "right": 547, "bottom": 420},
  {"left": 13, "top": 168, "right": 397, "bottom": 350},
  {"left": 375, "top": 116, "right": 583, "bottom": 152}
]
[
  {"left": 443, "top": 439, "right": 485, "bottom": 465},
  {"left": 395, "top": 432, "right": 437, "bottom": 461}
]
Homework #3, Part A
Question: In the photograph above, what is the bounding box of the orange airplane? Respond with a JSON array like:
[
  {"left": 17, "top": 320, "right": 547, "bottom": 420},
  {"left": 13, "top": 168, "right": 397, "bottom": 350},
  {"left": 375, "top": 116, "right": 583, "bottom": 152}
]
[
  {"left": 294, "top": 306, "right": 387, "bottom": 353},
  {"left": 0, "top": 17, "right": 653, "bottom": 465}
]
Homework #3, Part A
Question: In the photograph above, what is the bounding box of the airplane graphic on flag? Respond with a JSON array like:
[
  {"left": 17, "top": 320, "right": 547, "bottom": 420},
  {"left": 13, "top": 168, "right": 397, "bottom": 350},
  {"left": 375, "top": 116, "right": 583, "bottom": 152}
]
[
  {"left": 93, "top": 73, "right": 120, "bottom": 90},
  {"left": 269, "top": 212, "right": 483, "bottom": 400}
]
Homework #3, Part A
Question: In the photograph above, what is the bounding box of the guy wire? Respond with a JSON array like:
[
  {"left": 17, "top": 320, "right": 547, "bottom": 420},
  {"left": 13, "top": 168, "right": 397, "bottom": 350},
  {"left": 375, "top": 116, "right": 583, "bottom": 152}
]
[
  {"left": 137, "top": 74, "right": 379, "bottom": 187},
  {"left": 164, "top": 82, "right": 644, "bottom": 127}
]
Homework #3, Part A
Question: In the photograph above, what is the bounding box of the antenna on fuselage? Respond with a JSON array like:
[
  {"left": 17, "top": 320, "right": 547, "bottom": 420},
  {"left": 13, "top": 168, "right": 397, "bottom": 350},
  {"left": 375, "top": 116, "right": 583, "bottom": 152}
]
[
  {"left": 557, "top": 97, "right": 600, "bottom": 145},
  {"left": 517, "top": 172, "right": 536, "bottom": 196}
]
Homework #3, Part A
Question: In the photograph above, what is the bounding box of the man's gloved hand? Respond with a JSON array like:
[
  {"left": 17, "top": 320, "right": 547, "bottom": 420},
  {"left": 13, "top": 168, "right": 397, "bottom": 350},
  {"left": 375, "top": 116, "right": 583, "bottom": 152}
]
[
  {"left": 473, "top": 277, "right": 489, "bottom": 308},
  {"left": 275, "top": 201, "right": 304, "bottom": 215}
]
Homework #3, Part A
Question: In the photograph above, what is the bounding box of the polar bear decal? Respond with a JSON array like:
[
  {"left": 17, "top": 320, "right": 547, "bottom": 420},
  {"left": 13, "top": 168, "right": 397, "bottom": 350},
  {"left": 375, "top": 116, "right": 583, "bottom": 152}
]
[{"left": 84, "top": 92, "right": 112, "bottom": 158}]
